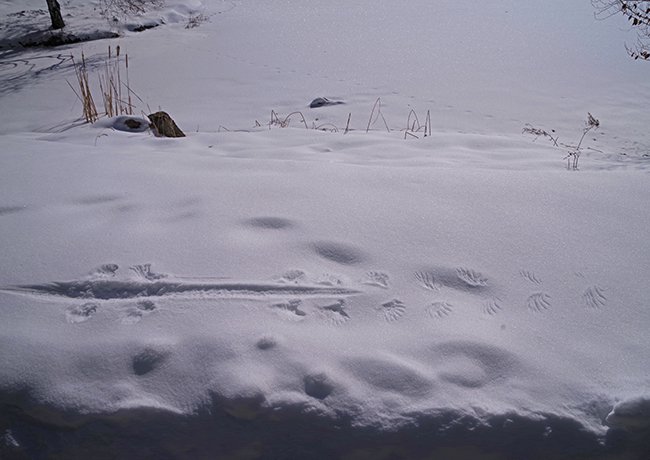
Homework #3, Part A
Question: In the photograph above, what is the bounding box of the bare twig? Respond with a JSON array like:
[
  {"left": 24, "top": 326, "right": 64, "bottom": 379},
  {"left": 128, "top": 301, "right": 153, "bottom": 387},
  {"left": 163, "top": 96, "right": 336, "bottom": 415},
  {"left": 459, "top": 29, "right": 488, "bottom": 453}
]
[
  {"left": 344, "top": 112, "right": 351, "bottom": 134},
  {"left": 424, "top": 110, "right": 431, "bottom": 137},
  {"left": 564, "top": 113, "right": 600, "bottom": 170},
  {"left": 366, "top": 97, "right": 390, "bottom": 133},
  {"left": 523, "top": 123, "right": 559, "bottom": 146}
]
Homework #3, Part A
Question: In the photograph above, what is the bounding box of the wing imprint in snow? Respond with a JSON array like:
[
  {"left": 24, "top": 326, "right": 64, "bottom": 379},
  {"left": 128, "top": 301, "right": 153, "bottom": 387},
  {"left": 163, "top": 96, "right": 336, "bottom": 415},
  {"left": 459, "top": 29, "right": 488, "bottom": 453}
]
[
  {"left": 520, "top": 270, "right": 542, "bottom": 285},
  {"left": 377, "top": 299, "right": 406, "bottom": 322},
  {"left": 583, "top": 285, "right": 607, "bottom": 309},
  {"left": 426, "top": 301, "right": 453, "bottom": 320},
  {"left": 526, "top": 292, "right": 551, "bottom": 312},
  {"left": 456, "top": 267, "right": 488, "bottom": 287}
]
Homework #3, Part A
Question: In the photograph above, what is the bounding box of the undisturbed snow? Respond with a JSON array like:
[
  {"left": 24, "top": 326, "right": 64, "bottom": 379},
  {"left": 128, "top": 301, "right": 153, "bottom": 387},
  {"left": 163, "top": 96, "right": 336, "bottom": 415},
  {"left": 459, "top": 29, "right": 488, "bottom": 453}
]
[{"left": 1, "top": 0, "right": 649, "bottom": 458}]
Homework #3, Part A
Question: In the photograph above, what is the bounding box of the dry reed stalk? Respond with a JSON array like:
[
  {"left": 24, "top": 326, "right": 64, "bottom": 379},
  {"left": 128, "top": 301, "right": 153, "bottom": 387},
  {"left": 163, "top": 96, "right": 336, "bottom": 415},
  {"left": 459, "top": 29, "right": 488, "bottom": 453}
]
[
  {"left": 125, "top": 54, "right": 133, "bottom": 115},
  {"left": 269, "top": 110, "right": 309, "bottom": 129},
  {"left": 283, "top": 111, "right": 309, "bottom": 129},
  {"left": 406, "top": 109, "right": 421, "bottom": 132},
  {"left": 366, "top": 97, "right": 390, "bottom": 133},
  {"left": 424, "top": 110, "right": 431, "bottom": 137},
  {"left": 69, "top": 53, "right": 99, "bottom": 123},
  {"left": 69, "top": 46, "right": 141, "bottom": 123}
]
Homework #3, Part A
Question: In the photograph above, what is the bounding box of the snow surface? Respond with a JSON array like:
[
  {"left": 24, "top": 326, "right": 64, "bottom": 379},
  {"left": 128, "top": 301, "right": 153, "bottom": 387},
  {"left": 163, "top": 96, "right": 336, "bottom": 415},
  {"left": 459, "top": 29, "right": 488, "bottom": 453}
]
[{"left": 1, "top": 0, "right": 650, "bottom": 458}]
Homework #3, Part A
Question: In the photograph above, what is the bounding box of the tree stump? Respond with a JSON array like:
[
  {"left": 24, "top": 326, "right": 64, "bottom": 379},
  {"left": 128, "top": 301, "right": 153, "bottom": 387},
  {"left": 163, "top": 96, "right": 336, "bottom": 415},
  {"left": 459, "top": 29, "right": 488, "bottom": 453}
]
[
  {"left": 46, "top": 0, "right": 65, "bottom": 30},
  {"left": 147, "top": 111, "right": 185, "bottom": 138}
]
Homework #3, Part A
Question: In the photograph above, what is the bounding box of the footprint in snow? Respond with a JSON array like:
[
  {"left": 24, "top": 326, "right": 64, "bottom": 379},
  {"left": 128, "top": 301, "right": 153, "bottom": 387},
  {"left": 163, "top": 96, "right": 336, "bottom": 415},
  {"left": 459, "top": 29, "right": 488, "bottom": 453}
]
[
  {"left": 66, "top": 302, "right": 99, "bottom": 323},
  {"left": 456, "top": 267, "right": 488, "bottom": 287},
  {"left": 377, "top": 299, "right": 406, "bottom": 322},
  {"left": 415, "top": 271, "right": 440, "bottom": 291},
  {"left": 121, "top": 300, "right": 157, "bottom": 324},
  {"left": 244, "top": 216, "right": 296, "bottom": 230},
  {"left": 318, "top": 299, "right": 350, "bottom": 325},
  {"left": 303, "top": 373, "right": 335, "bottom": 400},
  {"left": 362, "top": 271, "right": 389, "bottom": 289},
  {"left": 310, "top": 241, "right": 366, "bottom": 266},
  {"left": 482, "top": 298, "right": 503, "bottom": 316},
  {"left": 270, "top": 300, "right": 307, "bottom": 320},
  {"left": 520, "top": 270, "right": 542, "bottom": 285},
  {"left": 583, "top": 285, "right": 607, "bottom": 309},
  {"left": 130, "top": 263, "right": 167, "bottom": 280},
  {"left": 256, "top": 336, "right": 279, "bottom": 350},
  {"left": 90, "top": 263, "right": 119, "bottom": 278},
  {"left": 526, "top": 292, "right": 551, "bottom": 313},
  {"left": 132, "top": 347, "right": 170, "bottom": 376},
  {"left": 414, "top": 266, "right": 491, "bottom": 293},
  {"left": 277, "top": 269, "right": 308, "bottom": 284},
  {"left": 0, "top": 206, "right": 27, "bottom": 216},
  {"left": 426, "top": 301, "right": 453, "bottom": 320}
]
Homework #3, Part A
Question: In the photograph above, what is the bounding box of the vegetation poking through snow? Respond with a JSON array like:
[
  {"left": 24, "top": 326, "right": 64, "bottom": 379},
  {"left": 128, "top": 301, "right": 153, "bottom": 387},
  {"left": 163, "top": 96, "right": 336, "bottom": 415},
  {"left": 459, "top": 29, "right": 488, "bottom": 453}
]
[
  {"left": 524, "top": 113, "right": 600, "bottom": 170},
  {"left": 68, "top": 46, "right": 144, "bottom": 123}
]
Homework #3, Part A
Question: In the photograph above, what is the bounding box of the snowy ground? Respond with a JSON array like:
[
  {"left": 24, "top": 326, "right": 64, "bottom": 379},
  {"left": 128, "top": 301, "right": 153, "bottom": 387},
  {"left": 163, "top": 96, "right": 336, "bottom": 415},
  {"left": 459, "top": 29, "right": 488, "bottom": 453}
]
[{"left": 1, "top": 1, "right": 650, "bottom": 459}]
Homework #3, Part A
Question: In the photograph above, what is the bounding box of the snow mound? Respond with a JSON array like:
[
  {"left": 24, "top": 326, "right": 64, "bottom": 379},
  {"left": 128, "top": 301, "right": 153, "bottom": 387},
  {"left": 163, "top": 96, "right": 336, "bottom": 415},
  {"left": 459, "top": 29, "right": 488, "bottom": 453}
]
[{"left": 606, "top": 397, "right": 650, "bottom": 430}]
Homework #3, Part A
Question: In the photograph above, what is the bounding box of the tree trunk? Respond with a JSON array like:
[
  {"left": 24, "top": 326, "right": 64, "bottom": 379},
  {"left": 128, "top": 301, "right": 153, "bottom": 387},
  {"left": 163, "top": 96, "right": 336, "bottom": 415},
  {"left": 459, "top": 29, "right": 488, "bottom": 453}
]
[{"left": 46, "top": 0, "right": 65, "bottom": 30}]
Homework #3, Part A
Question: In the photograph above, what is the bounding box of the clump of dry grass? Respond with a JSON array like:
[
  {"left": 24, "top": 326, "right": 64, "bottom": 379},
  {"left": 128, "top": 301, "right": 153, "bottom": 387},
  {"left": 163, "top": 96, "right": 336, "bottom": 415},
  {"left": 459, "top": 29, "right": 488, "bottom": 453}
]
[
  {"left": 69, "top": 46, "right": 143, "bottom": 123},
  {"left": 268, "top": 110, "right": 309, "bottom": 129},
  {"left": 67, "top": 52, "right": 99, "bottom": 123},
  {"left": 254, "top": 99, "right": 435, "bottom": 140},
  {"left": 523, "top": 113, "right": 600, "bottom": 170},
  {"left": 98, "top": 45, "right": 135, "bottom": 117},
  {"left": 403, "top": 108, "right": 432, "bottom": 139}
]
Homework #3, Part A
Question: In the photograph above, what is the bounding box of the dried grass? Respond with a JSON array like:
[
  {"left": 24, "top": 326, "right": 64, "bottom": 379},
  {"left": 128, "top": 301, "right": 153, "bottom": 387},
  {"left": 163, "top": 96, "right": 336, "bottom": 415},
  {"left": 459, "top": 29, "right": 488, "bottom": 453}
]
[
  {"left": 403, "top": 108, "right": 432, "bottom": 139},
  {"left": 366, "top": 97, "right": 390, "bottom": 133},
  {"left": 69, "top": 46, "right": 142, "bottom": 123},
  {"left": 67, "top": 53, "right": 98, "bottom": 123}
]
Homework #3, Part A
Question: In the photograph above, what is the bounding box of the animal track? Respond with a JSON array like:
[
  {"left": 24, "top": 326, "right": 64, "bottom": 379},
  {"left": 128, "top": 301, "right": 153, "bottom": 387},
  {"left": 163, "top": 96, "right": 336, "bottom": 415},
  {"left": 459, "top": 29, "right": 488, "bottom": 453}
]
[
  {"left": 520, "top": 270, "right": 542, "bottom": 285},
  {"left": 415, "top": 267, "right": 491, "bottom": 293},
  {"left": 377, "top": 299, "right": 406, "bottom": 322},
  {"left": 415, "top": 271, "right": 440, "bottom": 291},
  {"left": 316, "top": 273, "right": 344, "bottom": 287},
  {"left": 526, "top": 292, "right": 551, "bottom": 312},
  {"left": 271, "top": 300, "right": 307, "bottom": 318},
  {"left": 426, "top": 301, "right": 453, "bottom": 320},
  {"left": 482, "top": 298, "right": 503, "bottom": 316},
  {"left": 427, "top": 340, "right": 520, "bottom": 389},
  {"left": 0, "top": 206, "right": 26, "bottom": 216},
  {"left": 277, "top": 269, "right": 307, "bottom": 284},
  {"left": 91, "top": 264, "right": 119, "bottom": 277},
  {"left": 583, "top": 286, "right": 607, "bottom": 309},
  {"left": 65, "top": 302, "right": 98, "bottom": 323},
  {"left": 76, "top": 195, "right": 122, "bottom": 205},
  {"left": 343, "top": 357, "right": 432, "bottom": 396},
  {"left": 132, "top": 348, "right": 170, "bottom": 376},
  {"left": 303, "top": 373, "right": 334, "bottom": 400},
  {"left": 122, "top": 301, "right": 156, "bottom": 324},
  {"left": 362, "top": 271, "right": 389, "bottom": 289},
  {"left": 318, "top": 300, "right": 350, "bottom": 325},
  {"left": 311, "top": 241, "right": 366, "bottom": 265},
  {"left": 6, "top": 272, "right": 360, "bottom": 301},
  {"left": 136, "top": 300, "right": 156, "bottom": 312},
  {"left": 456, "top": 268, "right": 488, "bottom": 287},
  {"left": 130, "top": 264, "right": 167, "bottom": 280},
  {"left": 256, "top": 336, "right": 278, "bottom": 350},
  {"left": 245, "top": 216, "right": 295, "bottom": 230}
]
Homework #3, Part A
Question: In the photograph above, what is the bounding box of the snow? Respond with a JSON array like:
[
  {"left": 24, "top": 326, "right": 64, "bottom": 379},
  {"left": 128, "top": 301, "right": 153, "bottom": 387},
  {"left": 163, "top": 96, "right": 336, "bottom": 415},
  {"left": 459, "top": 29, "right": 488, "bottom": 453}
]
[{"left": 1, "top": 0, "right": 649, "bottom": 458}]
